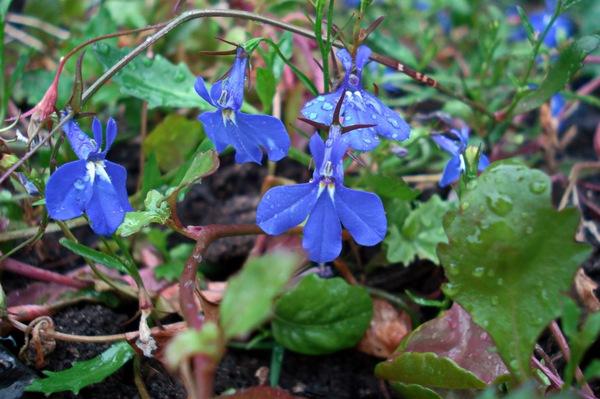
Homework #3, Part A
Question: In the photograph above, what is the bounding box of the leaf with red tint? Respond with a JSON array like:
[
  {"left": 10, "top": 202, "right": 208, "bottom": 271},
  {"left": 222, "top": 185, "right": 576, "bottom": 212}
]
[
  {"left": 217, "top": 386, "right": 301, "bottom": 399},
  {"left": 357, "top": 299, "right": 412, "bottom": 358},
  {"left": 401, "top": 303, "right": 509, "bottom": 384}
]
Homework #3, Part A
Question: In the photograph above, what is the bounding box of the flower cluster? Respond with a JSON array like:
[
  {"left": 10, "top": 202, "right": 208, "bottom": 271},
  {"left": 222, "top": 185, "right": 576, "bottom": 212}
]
[{"left": 45, "top": 117, "right": 132, "bottom": 236}]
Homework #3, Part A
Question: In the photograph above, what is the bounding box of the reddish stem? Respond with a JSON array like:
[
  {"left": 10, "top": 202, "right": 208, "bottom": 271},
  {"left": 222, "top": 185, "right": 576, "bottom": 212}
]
[{"left": 0, "top": 257, "right": 89, "bottom": 289}]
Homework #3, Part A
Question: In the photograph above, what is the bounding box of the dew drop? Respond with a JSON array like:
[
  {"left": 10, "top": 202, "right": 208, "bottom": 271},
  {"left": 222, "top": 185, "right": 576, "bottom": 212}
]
[
  {"left": 142, "top": 57, "right": 153, "bottom": 67},
  {"left": 325, "top": 138, "right": 333, "bottom": 147},
  {"left": 497, "top": 278, "right": 504, "bottom": 286},
  {"left": 479, "top": 332, "right": 488, "bottom": 340},
  {"left": 472, "top": 267, "right": 485, "bottom": 278},
  {"left": 491, "top": 296, "right": 499, "bottom": 306},
  {"left": 541, "top": 289, "right": 549, "bottom": 300},
  {"left": 525, "top": 226, "right": 534, "bottom": 235},
  {"left": 345, "top": 114, "right": 352, "bottom": 121},
  {"left": 486, "top": 193, "right": 513, "bottom": 216},
  {"left": 96, "top": 42, "right": 109, "bottom": 54},
  {"left": 74, "top": 179, "right": 85, "bottom": 190},
  {"left": 387, "top": 118, "right": 399, "bottom": 128},
  {"left": 461, "top": 201, "right": 470, "bottom": 211},
  {"left": 444, "top": 283, "right": 459, "bottom": 296},
  {"left": 371, "top": 114, "right": 377, "bottom": 119},
  {"left": 316, "top": 96, "right": 325, "bottom": 102},
  {"left": 321, "top": 102, "right": 333, "bottom": 111},
  {"left": 309, "top": 112, "right": 317, "bottom": 119},
  {"left": 174, "top": 70, "right": 186, "bottom": 82},
  {"left": 509, "top": 360, "right": 519, "bottom": 370},
  {"left": 363, "top": 137, "right": 372, "bottom": 144},
  {"left": 529, "top": 180, "right": 547, "bottom": 194}
]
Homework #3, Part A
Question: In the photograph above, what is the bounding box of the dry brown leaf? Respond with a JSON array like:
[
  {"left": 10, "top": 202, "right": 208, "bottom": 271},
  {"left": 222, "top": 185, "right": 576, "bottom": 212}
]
[
  {"left": 357, "top": 298, "right": 412, "bottom": 358},
  {"left": 575, "top": 268, "right": 600, "bottom": 312}
]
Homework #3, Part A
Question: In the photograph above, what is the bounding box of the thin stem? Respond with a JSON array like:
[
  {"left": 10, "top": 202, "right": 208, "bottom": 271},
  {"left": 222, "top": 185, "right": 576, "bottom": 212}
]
[{"left": 0, "top": 257, "right": 89, "bottom": 289}]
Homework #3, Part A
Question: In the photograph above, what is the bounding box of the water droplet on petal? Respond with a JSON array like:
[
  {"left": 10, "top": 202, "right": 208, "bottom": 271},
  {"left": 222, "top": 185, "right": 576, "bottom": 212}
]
[
  {"left": 387, "top": 117, "right": 399, "bottom": 128},
  {"left": 309, "top": 112, "right": 317, "bottom": 119},
  {"left": 74, "top": 179, "right": 85, "bottom": 190},
  {"left": 363, "top": 137, "right": 372, "bottom": 144},
  {"left": 321, "top": 102, "right": 333, "bottom": 111}
]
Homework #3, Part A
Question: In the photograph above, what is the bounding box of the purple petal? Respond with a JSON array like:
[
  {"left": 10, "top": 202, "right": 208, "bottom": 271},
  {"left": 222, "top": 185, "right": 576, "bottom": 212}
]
[
  {"left": 85, "top": 163, "right": 130, "bottom": 236},
  {"left": 104, "top": 118, "right": 117, "bottom": 154},
  {"left": 309, "top": 133, "right": 325, "bottom": 171},
  {"left": 235, "top": 113, "right": 290, "bottom": 162},
  {"left": 432, "top": 134, "right": 460, "bottom": 156},
  {"left": 478, "top": 154, "right": 490, "bottom": 171},
  {"left": 300, "top": 90, "right": 343, "bottom": 126},
  {"left": 303, "top": 193, "right": 342, "bottom": 263},
  {"left": 210, "top": 80, "right": 223, "bottom": 106},
  {"left": 104, "top": 161, "right": 133, "bottom": 213},
  {"left": 334, "top": 185, "right": 386, "bottom": 246},
  {"left": 194, "top": 76, "right": 216, "bottom": 106},
  {"left": 355, "top": 45, "right": 372, "bottom": 76},
  {"left": 198, "top": 110, "right": 232, "bottom": 154},
  {"left": 336, "top": 48, "right": 353, "bottom": 74},
  {"left": 220, "top": 48, "right": 247, "bottom": 110},
  {"left": 62, "top": 119, "right": 97, "bottom": 160},
  {"left": 45, "top": 160, "right": 93, "bottom": 220},
  {"left": 92, "top": 118, "right": 103, "bottom": 151},
  {"left": 257, "top": 183, "right": 318, "bottom": 235},
  {"left": 440, "top": 155, "right": 463, "bottom": 187}
]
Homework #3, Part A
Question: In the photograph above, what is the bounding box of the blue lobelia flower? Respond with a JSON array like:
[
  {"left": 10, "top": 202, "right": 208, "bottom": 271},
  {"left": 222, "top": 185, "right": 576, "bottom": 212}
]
[
  {"left": 257, "top": 126, "right": 387, "bottom": 263},
  {"left": 431, "top": 127, "right": 490, "bottom": 187},
  {"left": 301, "top": 45, "right": 410, "bottom": 151},
  {"left": 529, "top": 0, "right": 573, "bottom": 49},
  {"left": 45, "top": 117, "right": 133, "bottom": 236},
  {"left": 194, "top": 48, "right": 290, "bottom": 164}
]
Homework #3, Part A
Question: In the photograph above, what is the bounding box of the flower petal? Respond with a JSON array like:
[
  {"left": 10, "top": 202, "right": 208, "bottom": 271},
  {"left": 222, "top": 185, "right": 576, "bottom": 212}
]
[
  {"left": 257, "top": 183, "right": 318, "bottom": 235},
  {"left": 92, "top": 118, "right": 103, "bottom": 150},
  {"left": 336, "top": 48, "right": 353, "bottom": 73},
  {"left": 104, "top": 118, "right": 117, "bottom": 154},
  {"left": 104, "top": 161, "right": 133, "bottom": 213},
  {"left": 432, "top": 133, "right": 460, "bottom": 156},
  {"left": 45, "top": 160, "right": 93, "bottom": 220},
  {"left": 309, "top": 133, "right": 325, "bottom": 171},
  {"left": 303, "top": 194, "right": 342, "bottom": 263},
  {"left": 85, "top": 163, "right": 130, "bottom": 236},
  {"left": 300, "top": 90, "right": 343, "bottom": 126},
  {"left": 235, "top": 112, "right": 290, "bottom": 162},
  {"left": 220, "top": 48, "right": 247, "bottom": 111},
  {"left": 334, "top": 185, "right": 387, "bottom": 246},
  {"left": 478, "top": 154, "right": 490, "bottom": 171},
  {"left": 63, "top": 119, "right": 97, "bottom": 160},
  {"left": 355, "top": 45, "right": 372, "bottom": 76},
  {"left": 194, "top": 76, "right": 216, "bottom": 106},
  {"left": 198, "top": 110, "right": 232, "bottom": 153},
  {"left": 439, "top": 155, "right": 463, "bottom": 187}
]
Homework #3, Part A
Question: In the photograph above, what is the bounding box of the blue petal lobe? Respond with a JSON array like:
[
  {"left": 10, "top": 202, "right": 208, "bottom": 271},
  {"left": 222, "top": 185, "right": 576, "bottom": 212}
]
[
  {"left": 355, "top": 45, "right": 372, "bottom": 75},
  {"left": 334, "top": 185, "right": 387, "bottom": 246},
  {"left": 309, "top": 133, "right": 325, "bottom": 171},
  {"left": 198, "top": 110, "right": 232, "bottom": 154},
  {"left": 45, "top": 160, "right": 93, "bottom": 220},
  {"left": 92, "top": 118, "right": 103, "bottom": 151},
  {"left": 431, "top": 134, "right": 460, "bottom": 156},
  {"left": 440, "top": 155, "right": 462, "bottom": 187},
  {"left": 300, "top": 90, "right": 343, "bottom": 125},
  {"left": 336, "top": 48, "right": 353, "bottom": 73},
  {"left": 221, "top": 48, "right": 247, "bottom": 111},
  {"left": 235, "top": 113, "right": 290, "bottom": 162},
  {"left": 257, "top": 183, "right": 318, "bottom": 235},
  {"left": 303, "top": 194, "right": 342, "bottom": 263},
  {"left": 104, "top": 161, "right": 133, "bottom": 213},
  {"left": 63, "top": 119, "right": 96, "bottom": 160},
  {"left": 478, "top": 154, "right": 490, "bottom": 171},
  {"left": 85, "top": 164, "right": 129, "bottom": 236},
  {"left": 210, "top": 80, "right": 223, "bottom": 107},
  {"left": 194, "top": 76, "right": 216, "bottom": 106},
  {"left": 104, "top": 118, "right": 117, "bottom": 154}
]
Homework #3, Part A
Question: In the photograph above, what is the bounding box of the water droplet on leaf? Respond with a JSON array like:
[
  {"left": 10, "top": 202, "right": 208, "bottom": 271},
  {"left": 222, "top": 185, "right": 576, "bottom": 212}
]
[
  {"left": 472, "top": 267, "right": 485, "bottom": 277},
  {"left": 529, "top": 180, "right": 547, "bottom": 194},
  {"left": 486, "top": 193, "right": 513, "bottom": 216}
]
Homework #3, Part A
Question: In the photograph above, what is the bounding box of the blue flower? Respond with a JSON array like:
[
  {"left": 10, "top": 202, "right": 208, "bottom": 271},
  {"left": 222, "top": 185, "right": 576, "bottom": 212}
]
[
  {"left": 195, "top": 48, "right": 290, "bottom": 164},
  {"left": 45, "top": 117, "right": 133, "bottom": 236},
  {"left": 511, "top": 0, "right": 573, "bottom": 49},
  {"left": 301, "top": 45, "right": 410, "bottom": 151},
  {"left": 431, "top": 127, "right": 489, "bottom": 187},
  {"left": 257, "top": 128, "right": 387, "bottom": 263}
]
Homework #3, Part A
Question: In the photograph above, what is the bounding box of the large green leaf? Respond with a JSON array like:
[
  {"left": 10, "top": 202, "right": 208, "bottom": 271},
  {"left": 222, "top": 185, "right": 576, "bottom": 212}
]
[
  {"left": 142, "top": 115, "right": 204, "bottom": 172},
  {"left": 385, "top": 195, "right": 452, "bottom": 265},
  {"left": 60, "top": 238, "right": 128, "bottom": 274},
  {"left": 375, "top": 352, "right": 486, "bottom": 390},
  {"left": 438, "top": 162, "right": 591, "bottom": 379},
  {"left": 165, "top": 322, "right": 221, "bottom": 369},
  {"left": 93, "top": 43, "right": 210, "bottom": 109},
  {"left": 515, "top": 35, "right": 600, "bottom": 114},
  {"left": 390, "top": 383, "right": 442, "bottom": 399},
  {"left": 220, "top": 252, "right": 299, "bottom": 340},
  {"left": 25, "top": 341, "right": 134, "bottom": 395},
  {"left": 272, "top": 275, "right": 372, "bottom": 355}
]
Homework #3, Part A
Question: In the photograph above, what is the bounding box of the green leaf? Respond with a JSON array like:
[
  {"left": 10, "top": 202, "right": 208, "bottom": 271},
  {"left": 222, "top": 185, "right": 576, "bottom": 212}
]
[
  {"left": 584, "top": 359, "right": 600, "bottom": 380},
  {"left": 272, "top": 275, "right": 372, "bottom": 355},
  {"left": 154, "top": 243, "right": 194, "bottom": 282},
  {"left": 438, "top": 162, "right": 591, "bottom": 380},
  {"left": 177, "top": 150, "right": 220, "bottom": 189},
  {"left": 562, "top": 298, "right": 600, "bottom": 385},
  {"left": 516, "top": 6, "right": 536, "bottom": 45},
  {"left": 60, "top": 238, "right": 128, "bottom": 274},
  {"left": 361, "top": 174, "right": 419, "bottom": 200},
  {"left": 220, "top": 252, "right": 299, "bottom": 340},
  {"left": 92, "top": 43, "right": 210, "bottom": 109},
  {"left": 165, "top": 322, "right": 220, "bottom": 369},
  {"left": 141, "top": 153, "right": 162, "bottom": 199},
  {"left": 385, "top": 195, "right": 452, "bottom": 265},
  {"left": 25, "top": 341, "right": 134, "bottom": 394},
  {"left": 142, "top": 114, "right": 204, "bottom": 172},
  {"left": 375, "top": 352, "right": 486, "bottom": 389},
  {"left": 117, "top": 190, "right": 170, "bottom": 237},
  {"left": 390, "top": 383, "right": 442, "bottom": 399},
  {"left": 516, "top": 35, "right": 600, "bottom": 114},
  {"left": 256, "top": 67, "right": 276, "bottom": 112}
]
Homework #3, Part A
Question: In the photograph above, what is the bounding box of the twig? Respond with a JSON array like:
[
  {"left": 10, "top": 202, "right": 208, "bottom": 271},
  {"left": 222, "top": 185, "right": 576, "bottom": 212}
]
[
  {"left": 549, "top": 321, "right": 596, "bottom": 397},
  {"left": 0, "top": 257, "right": 89, "bottom": 289},
  {"left": 133, "top": 355, "right": 152, "bottom": 399},
  {"left": 6, "top": 13, "right": 70, "bottom": 39},
  {"left": 531, "top": 356, "right": 564, "bottom": 389},
  {"left": 4, "top": 24, "right": 45, "bottom": 51}
]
